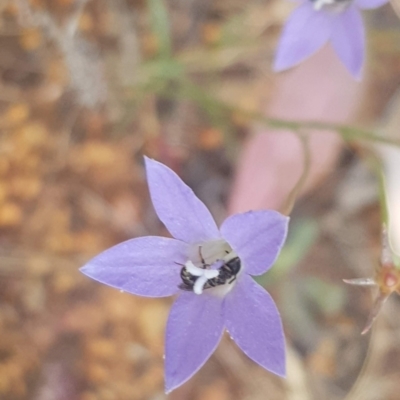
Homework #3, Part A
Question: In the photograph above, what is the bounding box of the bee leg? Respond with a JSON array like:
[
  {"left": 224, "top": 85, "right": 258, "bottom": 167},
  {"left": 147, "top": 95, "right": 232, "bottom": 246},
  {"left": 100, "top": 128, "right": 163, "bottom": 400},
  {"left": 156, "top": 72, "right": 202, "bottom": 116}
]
[
  {"left": 198, "top": 245, "right": 210, "bottom": 269},
  {"left": 178, "top": 283, "right": 193, "bottom": 291},
  {"left": 174, "top": 261, "right": 185, "bottom": 267},
  {"left": 228, "top": 276, "right": 237, "bottom": 284},
  {"left": 207, "top": 279, "right": 218, "bottom": 288}
]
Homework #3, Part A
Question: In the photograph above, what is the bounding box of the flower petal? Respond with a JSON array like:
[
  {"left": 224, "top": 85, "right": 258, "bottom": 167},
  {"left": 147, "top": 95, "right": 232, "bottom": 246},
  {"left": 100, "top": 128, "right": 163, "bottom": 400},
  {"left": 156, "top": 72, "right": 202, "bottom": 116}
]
[
  {"left": 343, "top": 278, "right": 377, "bottom": 286},
  {"left": 145, "top": 157, "right": 220, "bottom": 243},
  {"left": 355, "top": 0, "right": 388, "bottom": 9},
  {"left": 273, "top": 3, "right": 333, "bottom": 72},
  {"left": 80, "top": 236, "right": 187, "bottom": 297},
  {"left": 165, "top": 292, "right": 224, "bottom": 393},
  {"left": 220, "top": 210, "right": 289, "bottom": 275},
  {"left": 330, "top": 7, "right": 365, "bottom": 79},
  {"left": 224, "top": 275, "right": 286, "bottom": 376}
]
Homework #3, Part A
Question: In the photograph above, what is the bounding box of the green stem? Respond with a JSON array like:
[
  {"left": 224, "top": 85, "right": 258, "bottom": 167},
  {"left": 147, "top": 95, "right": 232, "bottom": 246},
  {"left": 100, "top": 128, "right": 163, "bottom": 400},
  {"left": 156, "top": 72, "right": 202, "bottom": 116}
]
[
  {"left": 281, "top": 133, "right": 311, "bottom": 216},
  {"left": 159, "top": 80, "right": 400, "bottom": 148},
  {"left": 147, "top": 0, "right": 172, "bottom": 59}
]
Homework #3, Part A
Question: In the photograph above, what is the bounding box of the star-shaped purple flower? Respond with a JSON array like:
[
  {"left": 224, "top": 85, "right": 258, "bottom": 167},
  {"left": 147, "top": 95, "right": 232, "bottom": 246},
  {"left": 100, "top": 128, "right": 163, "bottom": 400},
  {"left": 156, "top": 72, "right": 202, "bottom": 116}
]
[
  {"left": 81, "top": 157, "right": 289, "bottom": 393},
  {"left": 273, "top": 0, "right": 388, "bottom": 79}
]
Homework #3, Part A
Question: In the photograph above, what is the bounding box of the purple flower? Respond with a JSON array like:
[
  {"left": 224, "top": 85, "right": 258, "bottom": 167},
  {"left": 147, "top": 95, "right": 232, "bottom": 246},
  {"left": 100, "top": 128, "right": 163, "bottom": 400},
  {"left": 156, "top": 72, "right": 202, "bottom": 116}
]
[
  {"left": 273, "top": 0, "right": 388, "bottom": 79},
  {"left": 81, "top": 157, "right": 289, "bottom": 393}
]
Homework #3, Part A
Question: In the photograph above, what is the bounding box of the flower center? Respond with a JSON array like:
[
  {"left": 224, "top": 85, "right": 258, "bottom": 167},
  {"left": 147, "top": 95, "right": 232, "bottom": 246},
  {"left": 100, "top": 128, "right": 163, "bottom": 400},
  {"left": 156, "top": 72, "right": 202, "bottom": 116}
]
[
  {"left": 183, "top": 261, "right": 219, "bottom": 294},
  {"left": 310, "top": 0, "right": 352, "bottom": 12},
  {"left": 179, "top": 240, "right": 242, "bottom": 295}
]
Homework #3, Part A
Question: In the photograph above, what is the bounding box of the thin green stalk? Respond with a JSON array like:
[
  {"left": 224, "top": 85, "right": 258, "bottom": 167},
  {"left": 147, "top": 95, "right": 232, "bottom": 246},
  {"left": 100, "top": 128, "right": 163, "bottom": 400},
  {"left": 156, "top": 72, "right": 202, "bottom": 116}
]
[
  {"left": 281, "top": 133, "right": 311, "bottom": 216},
  {"left": 147, "top": 0, "right": 172, "bottom": 59},
  {"left": 159, "top": 80, "right": 400, "bottom": 148}
]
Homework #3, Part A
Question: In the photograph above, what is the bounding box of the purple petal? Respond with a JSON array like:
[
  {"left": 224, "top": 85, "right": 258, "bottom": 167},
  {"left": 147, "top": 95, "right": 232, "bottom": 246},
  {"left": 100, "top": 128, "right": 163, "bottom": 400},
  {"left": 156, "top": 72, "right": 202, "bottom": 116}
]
[
  {"left": 224, "top": 275, "right": 286, "bottom": 376},
  {"left": 80, "top": 236, "right": 187, "bottom": 297},
  {"left": 330, "top": 7, "right": 365, "bottom": 79},
  {"left": 165, "top": 292, "right": 224, "bottom": 393},
  {"left": 355, "top": 0, "right": 388, "bottom": 9},
  {"left": 145, "top": 157, "right": 220, "bottom": 243},
  {"left": 220, "top": 210, "right": 289, "bottom": 276},
  {"left": 273, "top": 3, "right": 333, "bottom": 72}
]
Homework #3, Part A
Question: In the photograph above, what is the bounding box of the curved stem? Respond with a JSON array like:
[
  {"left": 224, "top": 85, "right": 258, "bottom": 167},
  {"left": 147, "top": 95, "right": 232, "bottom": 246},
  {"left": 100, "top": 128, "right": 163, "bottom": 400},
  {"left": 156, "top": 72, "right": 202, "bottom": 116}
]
[
  {"left": 153, "top": 79, "right": 400, "bottom": 148},
  {"left": 280, "top": 132, "right": 311, "bottom": 216}
]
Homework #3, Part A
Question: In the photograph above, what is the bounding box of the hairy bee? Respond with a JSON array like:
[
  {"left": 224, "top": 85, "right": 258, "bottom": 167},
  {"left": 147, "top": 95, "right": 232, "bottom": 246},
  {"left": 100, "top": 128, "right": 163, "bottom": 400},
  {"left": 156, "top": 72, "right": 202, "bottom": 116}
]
[
  {"left": 179, "top": 266, "right": 198, "bottom": 290},
  {"left": 178, "top": 256, "right": 241, "bottom": 292}
]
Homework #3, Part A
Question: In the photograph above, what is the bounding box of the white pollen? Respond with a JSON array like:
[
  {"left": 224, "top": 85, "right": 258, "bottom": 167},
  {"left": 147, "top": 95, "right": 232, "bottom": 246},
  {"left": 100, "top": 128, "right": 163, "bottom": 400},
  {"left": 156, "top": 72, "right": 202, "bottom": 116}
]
[
  {"left": 184, "top": 260, "right": 219, "bottom": 295},
  {"left": 204, "top": 269, "right": 219, "bottom": 279},
  {"left": 185, "top": 261, "right": 205, "bottom": 276},
  {"left": 194, "top": 275, "right": 209, "bottom": 295}
]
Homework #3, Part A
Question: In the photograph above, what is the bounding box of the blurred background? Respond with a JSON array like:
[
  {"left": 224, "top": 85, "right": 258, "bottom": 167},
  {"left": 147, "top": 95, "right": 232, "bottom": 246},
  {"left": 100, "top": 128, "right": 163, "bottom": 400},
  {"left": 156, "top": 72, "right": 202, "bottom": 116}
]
[{"left": 1, "top": 0, "right": 400, "bottom": 399}]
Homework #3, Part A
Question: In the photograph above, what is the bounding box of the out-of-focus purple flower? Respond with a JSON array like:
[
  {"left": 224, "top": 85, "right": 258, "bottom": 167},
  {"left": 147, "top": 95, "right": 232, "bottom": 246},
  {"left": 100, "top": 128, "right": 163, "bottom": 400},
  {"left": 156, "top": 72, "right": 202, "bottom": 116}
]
[
  {"left": 273, "top": 0, "right": 389, "bottom": 79},
  {"left": 81, "top": 157, "right": 289, "bottom": 393}
]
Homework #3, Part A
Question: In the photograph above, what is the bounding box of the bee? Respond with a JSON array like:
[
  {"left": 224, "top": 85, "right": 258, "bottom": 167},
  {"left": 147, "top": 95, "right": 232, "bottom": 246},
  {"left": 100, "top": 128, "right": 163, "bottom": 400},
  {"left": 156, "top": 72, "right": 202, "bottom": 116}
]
[
  {"left": 178, "top": 248, "right": 241, "bottom": 292},
  {"left": 179, "top": 266, "right": 199, "bottom": 290},
  {"left": 214, "top": 256, "right": 241, "bottom": 285}
]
